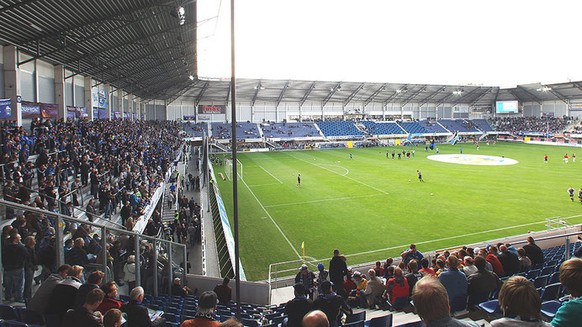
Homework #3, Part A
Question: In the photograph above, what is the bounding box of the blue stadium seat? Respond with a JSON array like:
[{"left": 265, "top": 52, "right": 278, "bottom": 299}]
[
  {"left": 342, "top": 320, "right": 365, "bottom": 327},
  {"left": 478, "top": 299, "right": 501, "bottom": 315},
  {"left": 540, "top": 300, "right": 562, "bottom": 320},
  {"left": 345, "top": 312, "right": 366, "bottom": 324},
  {"left": 541, "top": 283, "right": 562, "bottom": 301},
  {"left": 534, "top": 275, "right": 549, "bottom": 288},
  {"left": 14, "top": 308, "right": 43, "bottom": 326},
  {"left": 548, "top": 272, "right": 560, "bottom": 285},
  {"left": 366, "top": 314, "right": 393, "bottom": 327}
]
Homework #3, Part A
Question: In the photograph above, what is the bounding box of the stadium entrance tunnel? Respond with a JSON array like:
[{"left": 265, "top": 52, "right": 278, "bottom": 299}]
[{"left": 427, "top": 154, "right": 518, "bottom": 166}]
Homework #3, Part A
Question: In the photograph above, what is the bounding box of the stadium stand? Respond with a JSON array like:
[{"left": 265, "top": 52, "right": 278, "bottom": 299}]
[
  {"left": 415, "top": 120, "right": 448, "bottom": 134},
  {"left": 260, "top": 122, "right": 323, "bottom": 139},
  {"left": 210, "top": 122, "right": 262, "bottom": 140},
  {"left": 398, "top": 121, "right": 427, "bottom": 134},
  {"left": 316, "top": 121, "right": 365, "bottom": 138},
  {"left": 359, "top": 121, "right": 406, "bottom": 136}
]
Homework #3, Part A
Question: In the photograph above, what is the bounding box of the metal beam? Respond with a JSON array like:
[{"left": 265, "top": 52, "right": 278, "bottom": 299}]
[
  {"left": 364, "top": 83, "right": 387, "bottom": 107},
  {"left": 516, "top": 86, "right": 542, "bottom": 105},
  {"left": 194, "top": 82, "right": 210, "bottom": 107},
  {"left": 470, "top": 87, "right": 495, "bottom": 107},
  {"left": 250, "top": 81, "right": 262, "bottom": 107},
  {"left": 275, "top": 81, "right": 290, "bottom": 107},
  {"left": 383, "top": 91, "right": 403, "bottom": 107},
  {"left": 0, "top": 0, "right": 40, "bottom": 15},
  {"left": 299, "top": 82, "right": 316, "bottom": 107},
  {"left": 322, "top": 83, "right": 342, "bottom": 107},
  {"left": 419, "top": 86, "right": 446, "bottom": 107},
  {"left": 507, "top": 89, "right": 524, "bottom": 103},
  {"left": 549, "top": 89, "right": 569, "bottom": 104},
  {"left": 400, "top": 85, "right": 427, "bottom": 106},
  {"left": 449, "top": 87, "right": 481, "bottom": 106},
  {"left": 343, "top": 83, "right": 365, "bottom": 107},
  {"left": 436, "top": 93, "right": 454, "bottom": 106}
]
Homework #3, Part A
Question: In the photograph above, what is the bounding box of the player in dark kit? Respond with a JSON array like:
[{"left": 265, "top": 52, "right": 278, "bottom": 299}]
[
  {"left": 417, "top": 170, "right": 424, "bottom": 182},
  {"left": 568, "top": 186, "right": 575, "bottom": 202},
  {"left": 297, "top": 174, "right": 301, "bottom": 186}
]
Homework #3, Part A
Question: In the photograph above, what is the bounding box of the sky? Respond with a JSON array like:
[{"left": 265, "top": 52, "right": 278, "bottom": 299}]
[{"left": 196, "top": 0, "right": 582, "bottom": 88}]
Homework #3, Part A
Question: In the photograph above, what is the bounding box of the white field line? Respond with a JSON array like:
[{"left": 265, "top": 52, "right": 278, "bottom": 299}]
[
  {"left": 343, "top": 214, "right": 582, "bottom": 259},
  {"left": 257, "top": 165, "right": 283, "bottom": 184},
  {"left": 240, "top": 176, "right": 301, "bottom": 259},
  {"left": 265, "top": 194, "right": 386, "bottom": 208},
  {"left": 288, "top": 153, "right": 389, "bottom": 195},
  {"left": 247, "top": 183, "right": 282, "bottom": 187}
]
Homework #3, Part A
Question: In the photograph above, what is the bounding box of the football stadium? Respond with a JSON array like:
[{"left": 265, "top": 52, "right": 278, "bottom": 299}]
[{"left": 1, "top": 1, "right": 582, "bottom": 327}]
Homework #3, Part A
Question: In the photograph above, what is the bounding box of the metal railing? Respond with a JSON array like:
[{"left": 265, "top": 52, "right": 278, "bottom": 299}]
[{"left": 0, "top": 200, "right": 188, "bottom": 300}]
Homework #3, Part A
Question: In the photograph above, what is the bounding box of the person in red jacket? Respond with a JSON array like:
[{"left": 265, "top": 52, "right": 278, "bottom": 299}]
[
  {"left": 96, "top": 281, "right": 124, "bottom": 315},
  {"left": 486, "top": 246, "right": 505, "bottom": 276},
  {"left": 385, "top": 267, "right": 410, "bottom": 310}
]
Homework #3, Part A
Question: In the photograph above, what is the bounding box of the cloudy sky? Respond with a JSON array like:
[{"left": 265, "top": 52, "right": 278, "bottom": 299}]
[{"left": 196, "top": 0, "right": 582, "bottom": 88}]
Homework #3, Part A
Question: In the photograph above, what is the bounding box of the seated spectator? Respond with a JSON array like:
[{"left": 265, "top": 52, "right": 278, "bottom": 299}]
[
  {"left": 364, "top": 269, "right": 386, "bottom": 309},
  {"left": 385, "top": 266, "right": 410, "bottom": 310},
  {"left": 498, "top": 245, "right": 520, "bottom": 276},
  {"left": 172, "top": 277, "right": 196, "bottom": 296},
  {"left": 486, "top": 246, "right": 505, "bottom": 276},
  {"left": 122, "top": 286, "right": 165, "bottom": 327},
  {"left": 350, "top": 270, "right": 367, "bottom": 308},
  {"left": 419, "top": 257, "right": 436, "bottom": 277},
  {"left": 402, "top": 243, "right": 424, "bottom": 265},
  {"left": 313, "top": 280, "right": 352, "bottom": 327},
  {"left": 180, "top": 291, "right": 220, "bottom": 327},
  {"left": 62, "top": 288, "right": 105, "bottom": 327},
  {"left": 46, "top": 265, "right": 84, "bottom": 321},
  {"left": 523, "top": 236, "right": 544, "bottom": 266},
  {"left": 552, "top": 258, "right": 582, "bottom": 327},
  {"left": 405, "top": 259, "right": 423, "bottom": 295},
  {"left": 517, "top": 248, "right": 532, "bottom": 272},
  {"left": 437, "top": 255, "right": 468, "bottom": 312},
  {"left": 412, "top": 276, "right": 479, "bottom": 327},
  {"left": 302, "top": 310, "right": 330, "bottom": 327},
  {"left": 284, "top": 283, "right": 313, "bottom": 327},
  {"left": 463, "top": 256, "right": 478, "bottom": 276},
  {"left": 28, "top": 264, "right": 71, "bottom": 314},
  {"left": 76, "top": 270, "right": 105, "bottom": 307},
  {"left": 103, "top": 308, "right": 123, "bottom": 327},
  {"left": 213, "top": 277, "right": 232, "bottom": 305},
  {"left": 467, "top": 256, "right": 502, "bottom": 308},
  {"left": 491, "top": 276, "right": 549, "bottom": 326},
  {"left": 96, "top": 281, "right": 124, "bottom": 315}
]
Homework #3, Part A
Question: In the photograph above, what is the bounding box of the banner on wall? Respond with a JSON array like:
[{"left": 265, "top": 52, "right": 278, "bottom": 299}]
[
  {"left": 198, "top": 104, "right": 226, "bottom": 114},
  {"left": 0, "top": 99, "right": 13, "bottom": 119},
  {"left": 113, "top": 111, "right": 121, "bottom": 119},
  {"left": 67, "top": 106, "right": 75, "bottom": 119},
  {"left": 183, "top": 115, "right": 196, "bottom": 121},
  {"left": 196, "top": 114, "right": 210, "bottom": 121},
  {"left": 91, "top": 87, "right": 108, "bottom": 109},
  {"left": 21, "top": 101, "right": 41, "bottom": 118},
  {"left": 98, "top": 108, "right": 107, "bottom": 119},
  {"left": 41, "top": 103, "right": 58, "bottom": 118}
]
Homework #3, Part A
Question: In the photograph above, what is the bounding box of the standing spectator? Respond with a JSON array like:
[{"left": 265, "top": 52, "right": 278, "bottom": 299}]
[
  {"left": 123, "top": 255, "right": 137, "bottom": 290},
  {"left": 213, "top": 277, "right": 233, "bottom": 305},
  {"left": 491, "top": 276, "right": 549, "bottom": 326},
  {"left": 295, "top": 264, "right": 316, "bottom": 300},
  {"left": 329, "top": 249, "right": 348, "bottom": 295},
  {"left": 412, "top": 276, "right": 479, "bottom": 327},
  {"left": 179, "top": 291, "right": 220, "bottom": 327},
  {"left": 523, "top": 236, "right": 544, "bottom": 266},
  {"left": 437, "top": 255, "right": 468, "bottom": 312},
  {"left": 285, "top": 283, "right": 313, "bottom": 327},
  {"left": 23, "top": 235, "right": 37, "bottom": 303},
  {"left": 315, "top": 263, "right": 329, "bottom": 295},
  {"left": 552, "top": 258, "right": 582, "bottom": 327},
  {"left": 2, "top": 233, "right": 27, "bottom": 302}
]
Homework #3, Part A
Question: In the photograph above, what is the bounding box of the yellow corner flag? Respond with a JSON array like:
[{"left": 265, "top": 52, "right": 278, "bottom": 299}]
[{"left": 301, "top": 241, "right": 305, "bottom": 257}]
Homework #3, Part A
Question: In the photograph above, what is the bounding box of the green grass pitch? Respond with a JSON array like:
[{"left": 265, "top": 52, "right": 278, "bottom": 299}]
[{"left": 215, "top": 142, "right": 582, "bottom": 281}]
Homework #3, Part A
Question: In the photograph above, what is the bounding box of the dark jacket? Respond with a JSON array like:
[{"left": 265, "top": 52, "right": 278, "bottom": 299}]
[
  {"left": 313, "top": 292, "right": 352, "bottom": 327},
  {"left": 46, "top": 277, "right": 83, "bottom": 320},
  {"left": 62, "top": 306, "right": 103, "bottom": 327},
  {"left": 523, "top": 243, "right": 544, "bottom": 266},
  {"left": 285, "top": 296, "right": 313, "bottom": 327},
  {"left": 2, "top": 242, "right": 27, "bottom": 270},
  {"left": 75, "top": 283, "right": 99, "bottom": 308},
  {"left": 329, "top": 256, "right": 348, "bottom": 287},
  {"left": 122, "top": 300, "right": 165, "bottom": 327}
]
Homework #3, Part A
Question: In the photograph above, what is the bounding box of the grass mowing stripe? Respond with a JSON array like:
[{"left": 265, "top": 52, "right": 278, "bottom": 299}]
[
  {"left": 239, "top": 174, "right": 301, "bottom": 259},
  {"left": 264, "top": 193, "right": 387, "bottom": 208}
]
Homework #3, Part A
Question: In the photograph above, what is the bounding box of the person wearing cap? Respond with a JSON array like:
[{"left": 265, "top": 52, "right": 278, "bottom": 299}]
[
  {"left": 284, "top": 283, "right": 313, "bottom": 327},
  {"left": 295, "top": 264, "right": 316, "bottom": 300},
  {"left": 122, "top": 286, "right": 165, "bottom": 327},
  {"left": 180, "top": 291, "right": 220, "bottom": 327},
  {"left": 313, "top": 280, "right": 352, "bottom": 327},
  {"left": 315, "top": 263, "right": 329, "bottom": 296}
]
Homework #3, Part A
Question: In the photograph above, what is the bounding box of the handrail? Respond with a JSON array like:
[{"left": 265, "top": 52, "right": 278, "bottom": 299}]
[{"left": 0, "top": 199, "right": 187, "bottom": 299}]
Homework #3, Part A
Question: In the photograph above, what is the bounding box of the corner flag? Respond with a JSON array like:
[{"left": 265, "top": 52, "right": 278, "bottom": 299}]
[{"left": 301, "top": 241, "right": 305, "bottom": 257}]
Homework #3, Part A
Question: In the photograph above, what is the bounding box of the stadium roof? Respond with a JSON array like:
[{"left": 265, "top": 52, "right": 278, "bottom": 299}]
[
  {"left": 179, "top": 79, "right": 582, "bottom": 108},
  {"left": 0, "top": 0, "right": 197, "bottom": 102}
]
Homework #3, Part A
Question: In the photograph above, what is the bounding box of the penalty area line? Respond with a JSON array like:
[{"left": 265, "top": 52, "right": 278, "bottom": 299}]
[{"left": 240, "top": 176, "right": 302, "bottom": 259}]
